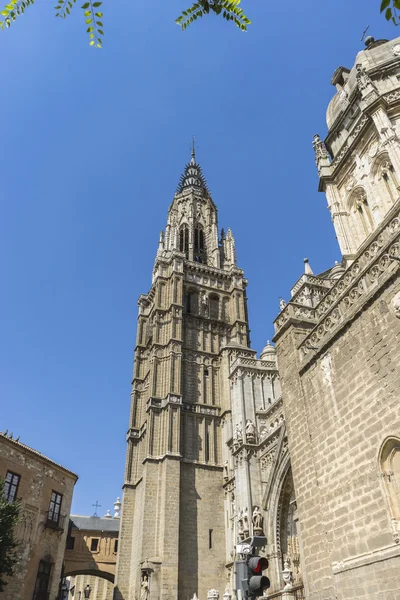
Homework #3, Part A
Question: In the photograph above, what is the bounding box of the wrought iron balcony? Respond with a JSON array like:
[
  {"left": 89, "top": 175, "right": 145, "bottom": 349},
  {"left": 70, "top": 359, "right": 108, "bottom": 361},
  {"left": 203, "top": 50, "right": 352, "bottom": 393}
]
[{"left": 44, "top": 512, "right": 65, "bottom": 532}]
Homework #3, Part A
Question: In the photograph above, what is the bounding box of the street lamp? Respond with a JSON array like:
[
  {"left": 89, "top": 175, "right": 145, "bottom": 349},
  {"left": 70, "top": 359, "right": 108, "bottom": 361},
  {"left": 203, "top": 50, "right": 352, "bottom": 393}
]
[{"left": 84, "top": 585, "right": 91, "bottom": 599}]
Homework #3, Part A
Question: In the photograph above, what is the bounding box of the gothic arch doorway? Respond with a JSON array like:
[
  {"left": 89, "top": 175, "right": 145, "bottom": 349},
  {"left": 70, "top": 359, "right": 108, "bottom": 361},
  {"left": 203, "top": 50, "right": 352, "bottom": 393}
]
[{"left": 276, "top": 467, "right": 302, "bottom": 586}]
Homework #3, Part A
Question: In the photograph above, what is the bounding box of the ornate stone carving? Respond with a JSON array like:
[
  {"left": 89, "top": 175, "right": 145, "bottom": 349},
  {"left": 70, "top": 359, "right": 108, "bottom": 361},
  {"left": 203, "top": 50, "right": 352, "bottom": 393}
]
[
  {"left": 233, "top": 423, "right": 243, "bottom": 448},
  {"left": 252, "top": 506, "right": 264, "bottom": 535},
  {"left": 224, "top": 460, "right": 229, "bottom": 481},
  {"left": 207, "top": 589, "right": 219, "bottom": 600},
  {"left": 242, "top": 507, "right": 250, "bottom": 537},
  {"left": 356, "top": 63, "right": 376, "bottom": 92},
  {"left": 245, "top": 419, "right": 256, "bottom": 443},
  {"left": 392, "top": 291, "right": 400, "bottom": 319},
  {"left": 279, "top": 297, "right": 287, "bottom": 311},
  {"left": 282, "top": 558, "right": 294, "bottom": 590},
  {"left": 140, "top": 574, "right": 149, "bottom": 600},
  {"left": 237, "top": 510, "right": 244, "bottom": 541}
]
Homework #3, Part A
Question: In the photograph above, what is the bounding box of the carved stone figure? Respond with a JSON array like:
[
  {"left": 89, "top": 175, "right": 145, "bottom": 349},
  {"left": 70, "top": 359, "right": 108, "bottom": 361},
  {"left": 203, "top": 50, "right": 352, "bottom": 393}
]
[
  {"left": 191, "top": 594, "right": 199, "bottom": 600},
  {"left": 243, "top": 507, "right": 250, "bottom": 536},
  {"left": 223, "top": 586, "right": 231, "bottom": 600},
  {"left": 356, "top": 63, "right": 375, "bottom": 92},
  {"left": 245, "top": 419, "right": 256, "bottom": 443},
  {"left": 282, "top": 558, "right": 293, "bottom": 590},
  {"left": 140, "top": 574, "right": 149, "bottom": 600},
  {"left": 237, "top": 509, "right": 244, "bottom": 540},
  {"left": 392, "top": 291, "right": 400, "bottom": 318},
  {"left": 201, "top": 291, "right": 209, "bottom": 316},
  {"left": 279, "top": 297, "right": 287, "bottom": 311},
  {"left": 224, "top": 460, "right": 229, "bottom": 481},
  {"left": 252, "top": 505, "right": 264, "bottom": 535},
  {"left": 234, "top": 423, "right": 243, "bottom": 446}
]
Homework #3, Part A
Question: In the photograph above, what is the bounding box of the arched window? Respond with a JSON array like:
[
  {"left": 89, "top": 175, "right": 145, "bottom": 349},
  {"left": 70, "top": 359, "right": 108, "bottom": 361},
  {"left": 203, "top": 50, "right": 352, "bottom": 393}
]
[
  {"left": 380, "top": 437, "right": 400, "bottom": 535},
  {"left": 380, "top": 161, "right": 399, "bottom": 204},
  {"left": 351, "top": 190, "right": 374, "bottom": 236},
  {"left": 209, "top": 294, "right": 219, "bottom": 320},
  {"left": 179, "top": 225, "right": 189, "bottom": 258},
  {"left": 194, "top": 224, "right": 205, "bottom": 263}
]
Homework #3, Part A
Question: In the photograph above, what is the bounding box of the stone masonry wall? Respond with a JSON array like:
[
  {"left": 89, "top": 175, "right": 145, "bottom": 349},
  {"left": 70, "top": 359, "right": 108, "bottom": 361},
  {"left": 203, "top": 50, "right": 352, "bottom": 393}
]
[{"left": 276, "top": 273, "right": 400, "bottom": 600}]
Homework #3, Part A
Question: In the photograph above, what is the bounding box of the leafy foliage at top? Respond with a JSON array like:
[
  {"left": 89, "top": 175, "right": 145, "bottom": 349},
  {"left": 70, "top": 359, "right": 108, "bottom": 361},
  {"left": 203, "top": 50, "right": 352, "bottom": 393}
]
[
  {"left": 381, "top": 0, "right": 400, "bottom": 23},
  {"left": 0, "top": 479, "right": 21, "bottom": 592},
  {"left": 175, "top": 0, "right": 251, "bottom": 32},
  {"left": 0, "top": 0, "right": 398, "bottom": 47}
]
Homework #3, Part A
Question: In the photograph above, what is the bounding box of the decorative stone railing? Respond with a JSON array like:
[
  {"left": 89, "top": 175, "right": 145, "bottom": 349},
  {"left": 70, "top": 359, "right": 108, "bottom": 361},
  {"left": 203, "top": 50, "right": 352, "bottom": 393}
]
[
  {"left": 273, "top": 302, "right": 317, "bottom": 335},
  {"left": 298, "top": 208, "right": 400, "bottom": 367},
  {"left": 229, "top": 356, "right": 277, "bottom": 377},
  {"left": 290, "top": 273, "right": 332, "bottom": 298}
]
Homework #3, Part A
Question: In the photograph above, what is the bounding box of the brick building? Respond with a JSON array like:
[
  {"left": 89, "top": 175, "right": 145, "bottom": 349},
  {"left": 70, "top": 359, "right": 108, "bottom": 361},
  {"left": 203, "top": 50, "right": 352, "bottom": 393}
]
[
  {"left": 64, "top": 502, "right": 120, "bottom": 600},
  {"left": 0, "top": 431, "right": 78, "bottom": 600}
]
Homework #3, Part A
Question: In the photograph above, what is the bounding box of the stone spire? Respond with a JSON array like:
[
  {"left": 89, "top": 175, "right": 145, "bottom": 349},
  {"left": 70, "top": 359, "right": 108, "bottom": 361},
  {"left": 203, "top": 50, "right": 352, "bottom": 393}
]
[
  {"left": 176, "top": 147, "right": 209, "bottom": 194},
  {"left": 304, "top": 258, "right": 314, "bottom": 275}
]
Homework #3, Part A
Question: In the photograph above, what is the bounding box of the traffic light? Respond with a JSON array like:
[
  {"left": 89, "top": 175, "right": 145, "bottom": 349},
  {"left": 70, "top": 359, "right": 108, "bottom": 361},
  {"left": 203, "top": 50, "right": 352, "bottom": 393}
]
[{"left": 247, "top": 555, "right": 270, "bottom": 598}]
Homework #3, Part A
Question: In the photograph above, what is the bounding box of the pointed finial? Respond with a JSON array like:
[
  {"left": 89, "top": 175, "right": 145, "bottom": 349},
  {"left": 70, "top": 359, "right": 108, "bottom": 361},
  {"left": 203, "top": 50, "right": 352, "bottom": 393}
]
[
  {"left": 304, "top": 258, "right": 314, "bottom": 275},
  {"left": 191, "top": 136, "right": 195, "bottom": 160}
]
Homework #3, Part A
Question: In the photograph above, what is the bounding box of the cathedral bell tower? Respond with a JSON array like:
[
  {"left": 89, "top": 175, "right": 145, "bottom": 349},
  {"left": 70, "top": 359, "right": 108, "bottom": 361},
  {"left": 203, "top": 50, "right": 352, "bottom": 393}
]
[{"left": 114, "top": 149, "right": 250, "bottom": 600}]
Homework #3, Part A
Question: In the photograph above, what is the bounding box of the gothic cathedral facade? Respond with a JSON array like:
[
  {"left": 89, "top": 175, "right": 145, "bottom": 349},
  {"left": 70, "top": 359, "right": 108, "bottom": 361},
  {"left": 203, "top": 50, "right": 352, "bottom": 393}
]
[{"left": 116, "top": 35, "right": 400, "bottom": 600}]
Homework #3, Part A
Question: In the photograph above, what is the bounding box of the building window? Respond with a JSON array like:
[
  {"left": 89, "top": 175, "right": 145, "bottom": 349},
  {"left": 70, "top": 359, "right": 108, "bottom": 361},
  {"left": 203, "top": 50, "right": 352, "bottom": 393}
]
[
  {"left": 380, "top": 437, "right": 400, "bottom": 539},
  {"left": 4, "top": 471, "right": 20, "bottom": 503},
  {"left": 194, "top": 224, "right": 205, "bottom": 263},
  {"left": 33, "top": 559, "right": 52, "bottom": 600},
  {"left": 114, "top": 539, "right": 118, "bottom": 553},
  {"left": 179, "top": 225, "right": 189, "bottom": 258},
  {"left": 48, "top": 491, "right": 62, "bottom": 525},
  {"left": 66, "top": 536, "right": 75, "bottom": 550},
  {"left": 209, "top": 295, "right": 219, "bottom": 320},
  {"left": 90, "top": 538, "right": 99, "bottom": 552}
]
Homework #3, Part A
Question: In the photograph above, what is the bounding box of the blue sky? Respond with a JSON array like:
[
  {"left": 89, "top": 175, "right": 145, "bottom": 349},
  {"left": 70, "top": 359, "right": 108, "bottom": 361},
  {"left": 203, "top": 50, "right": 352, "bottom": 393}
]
[{"left": 0, "top": 0, "right": 396, "bottom": 515}]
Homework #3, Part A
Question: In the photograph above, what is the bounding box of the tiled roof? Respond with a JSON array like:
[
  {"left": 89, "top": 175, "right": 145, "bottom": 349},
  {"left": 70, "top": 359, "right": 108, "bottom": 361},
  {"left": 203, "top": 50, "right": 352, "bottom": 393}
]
[
  {"left": 0, "top": 432, "right": 78, "bottom": 480},
  {"left": 70, "top": 515, "right": 120, "bottom": 532}
]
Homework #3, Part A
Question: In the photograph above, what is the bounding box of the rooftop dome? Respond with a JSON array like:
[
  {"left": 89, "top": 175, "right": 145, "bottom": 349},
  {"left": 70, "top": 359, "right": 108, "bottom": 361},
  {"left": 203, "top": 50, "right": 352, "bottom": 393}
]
[{"left": 260, "top": 341, "right": 276, "bottom": 361}]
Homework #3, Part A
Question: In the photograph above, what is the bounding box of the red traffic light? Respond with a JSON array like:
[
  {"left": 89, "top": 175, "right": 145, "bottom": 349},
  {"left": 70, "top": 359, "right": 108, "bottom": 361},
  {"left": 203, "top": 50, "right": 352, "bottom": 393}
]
[{"left": 248, "top": 556, "right": 269, "bottom": 574}]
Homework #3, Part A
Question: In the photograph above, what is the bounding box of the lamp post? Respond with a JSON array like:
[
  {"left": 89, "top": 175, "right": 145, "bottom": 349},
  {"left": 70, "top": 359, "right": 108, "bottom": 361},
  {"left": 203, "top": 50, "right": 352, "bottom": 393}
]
[{"left": 84, "top": 585, "right": 91, "bottom": 599}]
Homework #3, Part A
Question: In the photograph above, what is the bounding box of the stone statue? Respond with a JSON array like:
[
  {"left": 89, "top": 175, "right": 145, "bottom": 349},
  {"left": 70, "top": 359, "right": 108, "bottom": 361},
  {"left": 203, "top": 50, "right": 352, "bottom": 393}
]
[
  {"left": 392, "top": 291, "right": 400, "bottom": 318},
  {"left": 237, "top": 509, "right": 244, "bottom": 540},
  {"left": 234, "top": 423, "right": 243, "bottom": 445},
  {"left": 140, "top": 574, "right": 149, "bottom": 600},
  {"left": 245, "top": 419, "right": 256, "bottom": 443},
  {"left": 282, "top": 558, "right": 293, "bottom": 590},
  {"left": 191, "top": 595, "right": 199, "bottom": 600},
  {"left": 252, "top": 506, "right": 264, "bottom": 535},
  {"left": 279, "top": 297, "right": 287, "bottom": 311},
  {"left": 201, "top": 291, "right": 209, "bottom": 315},
  {"left": 260, "top": 426, "right": 268, "bottom": 440},
  {"left": 223, "top": 585, "right": 231, "bottom": 600},
  {"left": 356, "top": 63, "right": 374, "bottom": 91},
  {"left": 243, "top": 507, "right": 250, "bottom": 536},
  {"left": 224, "top": 460, "right": 229, "bottom": 481}
]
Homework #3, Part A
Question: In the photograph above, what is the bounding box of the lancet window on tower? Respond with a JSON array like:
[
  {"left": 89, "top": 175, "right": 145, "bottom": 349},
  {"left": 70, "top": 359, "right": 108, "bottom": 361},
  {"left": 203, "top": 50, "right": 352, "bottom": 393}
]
[
  {"left": 194, "top": 224, "right": 205, "bottom": 263},
  {"left": 356, "top": 196, "right": 374, "bottom": 236},
  {"left": 179, "top": 225, "right": 189, "bottom": 258},
  {"left": 381, "top": 161, "right": 399, "bottom": 204}
]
